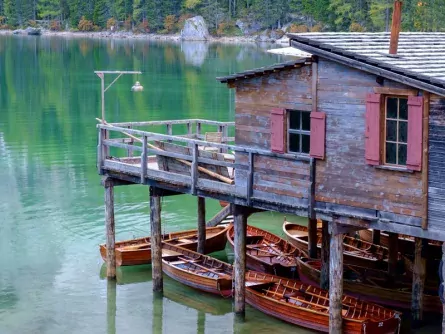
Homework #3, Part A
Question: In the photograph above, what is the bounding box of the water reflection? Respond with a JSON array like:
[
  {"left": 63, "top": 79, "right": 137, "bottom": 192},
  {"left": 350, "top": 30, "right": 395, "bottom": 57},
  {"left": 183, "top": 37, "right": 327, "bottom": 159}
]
[
  {"left": 107, "top": 280, "right": 116, "bottom": 334},
  {"left": 181, "top": 42, "right": 209, "bottom": 67},
  {"left": 152, "top": 292, "right": 163, "bottom": 334}
]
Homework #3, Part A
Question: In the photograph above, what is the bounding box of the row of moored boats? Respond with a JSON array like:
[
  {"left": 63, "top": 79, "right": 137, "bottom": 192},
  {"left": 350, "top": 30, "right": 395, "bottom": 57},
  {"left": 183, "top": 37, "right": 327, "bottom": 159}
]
[{"left": 100, "top": 219, "right": 442, "bottom": 333}]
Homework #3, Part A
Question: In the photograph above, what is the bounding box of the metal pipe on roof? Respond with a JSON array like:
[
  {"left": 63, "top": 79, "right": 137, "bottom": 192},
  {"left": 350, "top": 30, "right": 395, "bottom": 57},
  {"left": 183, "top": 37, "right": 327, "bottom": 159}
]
[{"left": 389, "top": 1, "right": 403, "bottom": 55}]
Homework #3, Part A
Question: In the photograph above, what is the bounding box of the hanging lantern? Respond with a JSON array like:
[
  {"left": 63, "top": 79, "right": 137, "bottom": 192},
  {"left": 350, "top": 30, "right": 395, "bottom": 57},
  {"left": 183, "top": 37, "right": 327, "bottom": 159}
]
[{"left": 131, "top": 81, "right": 143, "bottom": 92}]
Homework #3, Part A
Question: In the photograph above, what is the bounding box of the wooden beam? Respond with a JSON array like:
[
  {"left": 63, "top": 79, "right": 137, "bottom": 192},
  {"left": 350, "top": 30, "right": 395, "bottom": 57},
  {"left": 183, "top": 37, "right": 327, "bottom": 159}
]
[
  {"left": 312, "top": 60, "right": 318, "bottom": 113},
  {"left": 320, "top": 220, "right": 330, "bottom": 290},
  {"left": 422, "top": 91, "right": 430, "bottom": 229},
  {"left": 308, "top": 158, "right": 317, "bottom": 259},
  {"left": 206, "top": 204, "right": 231, "bottom": 227},
  {"left": 373, "top": 87, "right": 418, "bottom": 96},
  {"left": 389, "top": 1, "right": 403, "bottom": 55},
  {"left": 388, "top": 232, "right": 399, "bottom": 277},
  {"left": 372, "top": 229, "right": 381, "bottom": 245},
  {"left": 329, "top": 224, "right": 343, "bottom": 333},
  {"left": 412, "top": 237, "right": 426, "bottom": 325},
  {"left": 150, "top": 186, "right": 163, "bottom": 292},
  {"left": 234, "top": 205, "right": 247, "bottom": 316},
  {"left": 104, "top": 177, "right": 116, "bottom": 279},
  {"left": 197, "top": 197, "right": 206, "bottom": 254}
]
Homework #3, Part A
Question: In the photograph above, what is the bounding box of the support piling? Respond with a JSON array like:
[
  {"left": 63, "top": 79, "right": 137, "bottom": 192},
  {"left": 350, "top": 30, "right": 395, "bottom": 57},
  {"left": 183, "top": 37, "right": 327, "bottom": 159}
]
[
  {"left": 329, "top": 224, "right": 343, "bottom": 333},
  {"left": 234, "top": 204, "right": 247, "bottom": 316},
  {"left": 150, "top": 186, "right": 163, "bottom": 292},
  {"left": 320, "top": 220, "right": 330, "bottom": 290},
  {"left": 104, "top": 177, "right": 116, "bottom": 279},
  {"left": 197, "top": 197, "right": 206, "bottom": 254}
]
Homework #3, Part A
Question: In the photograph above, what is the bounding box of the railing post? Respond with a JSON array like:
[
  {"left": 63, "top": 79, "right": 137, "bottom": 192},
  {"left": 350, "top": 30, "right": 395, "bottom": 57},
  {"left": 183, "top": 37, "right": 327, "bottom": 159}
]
[
  {"left": 191, "top": 143, "right": 198, "bottom": 195},
  {"left": 141, "top": 135, "right": 147, "bottom": 184},
  {"left": 166, "top": 123, "right": 172, "bottom": 143},
  {"left": 103, "top": 128, "right": 109, "bottom": 160},
  {"left": 196, "top": 121, "right": 202, "bottom": 139},
  {"left": 222, "top": 125, "right": 229, "bottom": 153},
  {"left": 187, "top": 122, "right": 192, "bottom": 147},
  {"left": 97, "top": 127, "right": 103, "bottom": 174},
  {"left": 247, "top": 152, "right": 254, "bottom": 206},
  {"left": 127, "top": 125, "right": 133, "bottom": 157},
  {"left": 218, "top": 125, "right": 224, "bottom": 153}
]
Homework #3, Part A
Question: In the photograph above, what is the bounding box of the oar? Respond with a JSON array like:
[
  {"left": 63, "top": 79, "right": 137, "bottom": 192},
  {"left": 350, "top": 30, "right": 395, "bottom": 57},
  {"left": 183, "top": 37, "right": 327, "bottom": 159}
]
[{"left": 96, "top": 118, "right": 234, "bottom": 184}]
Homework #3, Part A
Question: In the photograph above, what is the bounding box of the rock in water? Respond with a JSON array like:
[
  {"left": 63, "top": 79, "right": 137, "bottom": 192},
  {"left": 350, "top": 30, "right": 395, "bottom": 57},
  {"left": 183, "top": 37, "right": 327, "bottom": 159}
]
[
  {"left": 181, "top": 16, "right": 209, "bottom": 41},
  {"left": 25, "top": 27, "right": 41, "bottom": 36}
]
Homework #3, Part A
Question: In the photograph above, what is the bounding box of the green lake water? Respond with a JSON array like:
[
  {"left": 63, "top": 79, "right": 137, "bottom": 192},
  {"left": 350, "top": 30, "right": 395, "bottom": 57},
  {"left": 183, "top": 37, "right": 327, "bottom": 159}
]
[
  {"left": 0, "top": 36, "right": 440, "bottom": 334},
  {"left": 0, "top": 35, "right": 313, "bottom": 334}
]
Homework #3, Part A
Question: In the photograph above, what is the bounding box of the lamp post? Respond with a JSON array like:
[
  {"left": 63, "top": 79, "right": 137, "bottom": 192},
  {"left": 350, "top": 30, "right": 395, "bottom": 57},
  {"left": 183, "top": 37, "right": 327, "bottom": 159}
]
[{"left": 94, "top": 70, "right": 142, "bottom": 123}]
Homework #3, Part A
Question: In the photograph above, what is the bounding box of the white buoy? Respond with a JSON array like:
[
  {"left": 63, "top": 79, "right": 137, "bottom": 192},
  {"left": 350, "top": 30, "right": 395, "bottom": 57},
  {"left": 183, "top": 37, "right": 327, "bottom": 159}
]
[{"left": 131, "top": 81, "right": 143, "bottom": 92}]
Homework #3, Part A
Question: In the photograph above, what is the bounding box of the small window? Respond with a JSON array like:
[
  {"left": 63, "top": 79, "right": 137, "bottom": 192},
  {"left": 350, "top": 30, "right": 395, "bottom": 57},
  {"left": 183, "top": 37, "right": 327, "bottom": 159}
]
[
  {"left": 288, "top": 110, "right": 310, "bottom": 154},
  {"left": 384, "top": 97, "right": 408, "bottom": 166}
]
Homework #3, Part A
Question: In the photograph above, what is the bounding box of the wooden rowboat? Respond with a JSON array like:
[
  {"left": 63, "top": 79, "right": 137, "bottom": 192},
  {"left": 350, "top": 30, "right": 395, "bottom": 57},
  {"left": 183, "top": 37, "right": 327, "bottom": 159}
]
[
  {"left": 283, "top": 221, "right": 395, "bottom": 270},
  {"left": 227, "top": 224, "right": 307, "bottom": 278},
  {"left": 99, "top": 225, "right": 230, "bottom": 266},
  {"left": 245, "top": 271, "right": 401, "bottom": 333},
  {"left": 161, "top": 243, "right": 233, "bottom": 297},
  {"left": 358, "top": 229, "right": 442, "bottom": 259},
  {"left": 296, "top": 257, "right": 442, "bottom": 313}
]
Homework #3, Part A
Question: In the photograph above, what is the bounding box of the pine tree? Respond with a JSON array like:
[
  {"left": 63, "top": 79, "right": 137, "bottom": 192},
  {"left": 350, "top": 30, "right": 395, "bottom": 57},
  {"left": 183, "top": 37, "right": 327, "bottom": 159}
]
[
  {"left": 132, "top": 0, "right": 146, "bottom": 24},
  {"left": 4, "top": 0, "right": 18, "bottom": 26},
  {"left": 93, "top": 0, "right": 109, "bottom": 26},
  {"left": 38, "top": 0, "right": 61, "bottom": 20}
]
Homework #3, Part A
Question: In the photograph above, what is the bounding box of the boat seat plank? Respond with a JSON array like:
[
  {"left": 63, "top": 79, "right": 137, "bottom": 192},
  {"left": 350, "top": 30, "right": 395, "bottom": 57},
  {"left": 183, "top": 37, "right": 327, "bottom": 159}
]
[{"left": 162, "top": 249, "right": 183, "bottom": 257}]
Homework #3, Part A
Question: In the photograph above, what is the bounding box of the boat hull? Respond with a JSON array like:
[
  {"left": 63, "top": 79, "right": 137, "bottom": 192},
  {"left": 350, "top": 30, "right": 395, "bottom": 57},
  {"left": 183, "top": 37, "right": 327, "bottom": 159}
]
[
  {"left": 296, "top": 257, "right": 442, "bottom": 313},
  {"left": 162, "top": 261, "right": 232, "bottom": 297},
  {"left": 161, "top": 243, "right": 233, "bottom": 297},
  {"left": 226, "top": 224, "right": 304, "bottom": 279},
  {"left": 99, "top": 225, "right": 229, "bottom": 266},
  {"left": 283, "top": 222, "right": 389, "bottom": 270},
  {"left": 245, "top": 272, "right": 401, "bottom": 334}
]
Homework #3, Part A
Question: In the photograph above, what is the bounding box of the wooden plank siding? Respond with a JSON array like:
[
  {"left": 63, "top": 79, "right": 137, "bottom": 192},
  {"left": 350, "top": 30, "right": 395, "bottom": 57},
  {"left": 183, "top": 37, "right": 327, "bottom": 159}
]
[
  {"left": 428, "top": 95, "right": 445, "bottom": 230},
  {"left": 234, "top": 67, "right": 312, "bottom": 203},
  {"left": 315, "top": 59, "right": 423, "bottom": 217}
]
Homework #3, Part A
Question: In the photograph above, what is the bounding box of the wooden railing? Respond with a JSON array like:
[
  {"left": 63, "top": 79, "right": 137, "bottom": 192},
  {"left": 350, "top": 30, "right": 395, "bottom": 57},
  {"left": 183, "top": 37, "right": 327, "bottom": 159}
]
[{"left": 97, "top": 119, "right": 310, "bottom": 205}]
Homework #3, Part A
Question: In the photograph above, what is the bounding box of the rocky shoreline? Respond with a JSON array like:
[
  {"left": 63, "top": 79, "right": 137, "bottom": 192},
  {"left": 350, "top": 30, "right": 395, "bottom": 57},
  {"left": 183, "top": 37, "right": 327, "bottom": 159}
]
[{"left": 0, "top": 29, "right": 289, "bottom": 45}]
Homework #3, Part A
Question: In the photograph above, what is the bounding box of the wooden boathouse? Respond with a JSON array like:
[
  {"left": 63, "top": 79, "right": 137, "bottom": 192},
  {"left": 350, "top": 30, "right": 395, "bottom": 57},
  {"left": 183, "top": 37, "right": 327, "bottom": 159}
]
[{"left": 97, "top": 18, "right": 445, "bottom": 334}]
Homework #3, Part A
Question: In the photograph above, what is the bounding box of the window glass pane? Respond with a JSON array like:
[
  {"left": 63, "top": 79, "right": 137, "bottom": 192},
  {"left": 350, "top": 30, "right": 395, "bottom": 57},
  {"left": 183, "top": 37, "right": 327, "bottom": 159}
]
[
  {"left": 386, "top": 142, "right": 397, "bottom": 164},
  {"left": 289, "top": 111, "right": 300, "bottom": 130},
  {"left": 387, "top": 97, "right": 398, "bottom": 118},
  {"left": 302, "top": 112, "right": 311, "bottom": 131},
  {"left": 289, "top": 133, "right": 300, "bottom": 153},
  {"left": 398, "top": 144, "right": 407, "bottom": 166},
  {"left": 399, "top": 121, "right": 407, "bottom": 143},
  {"left": 399, "top": 98, "right": 408, "bottom": 120},
  {"left": 302, "top": 134, "right": 310, "bottom": 154},
  {"left": 386, "top": 120, "right": 397, "bottom": 141}
]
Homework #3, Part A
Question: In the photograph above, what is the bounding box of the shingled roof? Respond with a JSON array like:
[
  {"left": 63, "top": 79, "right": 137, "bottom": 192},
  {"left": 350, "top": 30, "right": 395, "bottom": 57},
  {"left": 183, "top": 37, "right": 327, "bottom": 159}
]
[
  {"left": 216, "top": 58, "right": 312, "bottom": 83},
  {"left": 288, "top": 32, "right": 445, "bottom": 96}
]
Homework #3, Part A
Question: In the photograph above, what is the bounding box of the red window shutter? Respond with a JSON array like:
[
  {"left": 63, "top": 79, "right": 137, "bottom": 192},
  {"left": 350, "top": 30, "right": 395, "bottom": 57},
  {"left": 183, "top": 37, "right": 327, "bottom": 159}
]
[
  {"left": 271, "top": 108, "right": 285, "bottom": 153},
  {"left": 365, "top": 93, "right": 382, "bottom": 165},
  {"left": 407, "top": 96, "right": 423, "bottom": 171},
  {"left": 310, "top": 112, "right": 326, "bottom": 159}
]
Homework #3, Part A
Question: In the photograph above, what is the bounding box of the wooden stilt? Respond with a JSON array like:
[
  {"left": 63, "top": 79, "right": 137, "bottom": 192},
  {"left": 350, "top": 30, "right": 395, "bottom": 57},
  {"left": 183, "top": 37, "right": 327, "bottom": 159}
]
[
  {"left": 234, "top": 205, "right": 247, "bottom": 316},
  {"left": 320, "top": 220, "right": 330, "bottom": 290},
  {"left": 107, "top": 280, "right": 117, "bottom": 334},
  {"left": 329, "top": 224, "right": 343, "bottom": 334},
  {"left": 412, "top": 238, "right": 426, "bottom": 325},
  {"left": 197, "top": 197, "right": 206, "bottom": 254},
  {"left": 104, "top": 177, "right": 116, "bottom": 279},
  {"left": 307, "top": 218, "right": 318, "bottom": 259},
  {"left": 388, "top": 232, "right": 399, "bottom": 276},
  {"left": 372, "top": 229, "right": 381, "bottom": 245},
  {"left": 150, "top": 186, "right": 163, "bottom": 292}
]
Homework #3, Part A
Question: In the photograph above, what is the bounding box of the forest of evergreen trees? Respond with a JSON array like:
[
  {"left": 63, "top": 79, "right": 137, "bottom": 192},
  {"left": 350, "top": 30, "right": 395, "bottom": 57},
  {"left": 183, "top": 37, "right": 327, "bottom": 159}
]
[{"left": 0, "top": 0, "right": 445, "bottom": 35}]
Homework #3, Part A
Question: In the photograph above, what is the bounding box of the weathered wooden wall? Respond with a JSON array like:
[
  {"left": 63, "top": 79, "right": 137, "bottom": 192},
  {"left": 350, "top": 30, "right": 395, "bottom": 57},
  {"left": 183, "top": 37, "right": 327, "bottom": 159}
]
[
  {"left": 234, "top": 68, "right": 312, "bottom": 205},
  {"left": 428, "top": 95, "right": 445, "bottom": 230},
  {"left": 233, "top": 59, "right": 424, "bottom": 219},
  {"left": 316, "top": 59, "right": 423, "bottom": 217}
]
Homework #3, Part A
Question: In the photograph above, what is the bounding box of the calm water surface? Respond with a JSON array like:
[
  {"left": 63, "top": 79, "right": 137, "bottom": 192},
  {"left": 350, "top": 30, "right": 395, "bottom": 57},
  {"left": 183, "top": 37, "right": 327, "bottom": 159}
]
[
  {"left": 0, "top": 36, "right": 439, "bottom": 334},
  {"left": 0, "top": 35, "right": 312, "bottom": 334}
]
